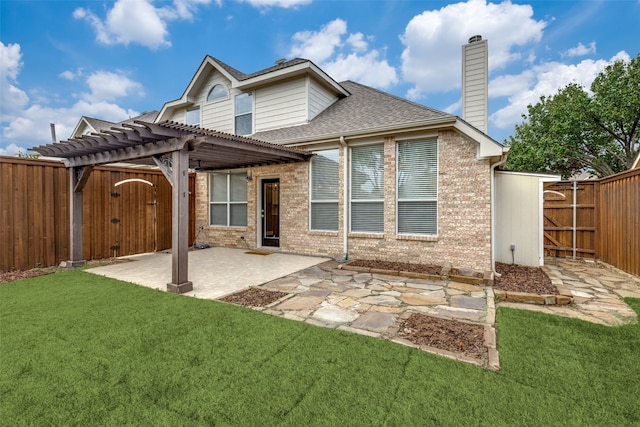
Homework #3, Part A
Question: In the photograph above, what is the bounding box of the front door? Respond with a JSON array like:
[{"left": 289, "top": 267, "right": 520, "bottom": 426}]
[{"left": 262, "top": 179, "right": 280, "bottom": 247}]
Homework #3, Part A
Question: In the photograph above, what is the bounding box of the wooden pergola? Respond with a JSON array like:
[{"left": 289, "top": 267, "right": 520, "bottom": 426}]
[{"left": 32, "top": 121, "right": 312, "bottom": 293}]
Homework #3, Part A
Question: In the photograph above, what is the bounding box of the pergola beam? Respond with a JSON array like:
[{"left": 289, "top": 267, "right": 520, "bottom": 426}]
[
  {"left": 30, "top": 120, "right": 312, "bottom": 294},
  {"left": 63, "top": 136, "right": 194, "bottom": 168}
]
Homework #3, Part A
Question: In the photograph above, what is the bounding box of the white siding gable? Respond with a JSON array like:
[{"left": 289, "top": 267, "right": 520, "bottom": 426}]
[
  {"left": 199, "top": 70, "right": 234, "bottom": 133},
  {"left": 308, "top": 78, "right": 337, "bottom": 120},
  {"left": 254, "top": 78, "right": 307, "bottom": 132},
  {"left": 162, "top": 68, "right": 341, "bottom": 136}
]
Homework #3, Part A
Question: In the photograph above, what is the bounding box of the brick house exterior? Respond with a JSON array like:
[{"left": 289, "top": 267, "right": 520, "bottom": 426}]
[{"left": 158, "top": 53, "right": 506, "bottom": 273}]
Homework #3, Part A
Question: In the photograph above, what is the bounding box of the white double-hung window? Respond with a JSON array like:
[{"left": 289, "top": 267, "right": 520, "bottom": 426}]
[
  {"left": 209, "top": 172, "right": 247, "bottom": 227},
  {"left": 186, "top": 107, "right": 200, "bottom": 127},
  {"left": 234, "top": 93, "right": 252, "bottom": 135},
  {"left": 310, "top": 149, "right": 339, "bottom": 231},
  {"left": 350, "top": 144, "right": 384, "bottom": 233},
  {"left": 397, "top": 139, "right": 438, "bottom": 235}
]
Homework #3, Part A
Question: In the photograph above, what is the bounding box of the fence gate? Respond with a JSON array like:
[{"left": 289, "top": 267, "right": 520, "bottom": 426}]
[{"left": 543, "top": 181, "right": 596, "bottom": 259}]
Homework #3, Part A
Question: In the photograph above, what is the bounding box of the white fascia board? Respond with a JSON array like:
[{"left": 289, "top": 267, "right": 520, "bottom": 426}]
[
  {"left": 453, "top": 119, "right": 504, "bottom": 159},
  {"left": 236, "top": 62, "right": 349, "bottom": 97},
  {"left": 158, "top": 56, "right": 238, "bottom": 122},
  {"left": 70, "top": 117, "right": 94, "bottom": 139},
  {"left": 496, "top": 170, "right": 561, "bottom": 180},
  {"left": 277, "top": 117, "right": 457, "bottom": 147}
]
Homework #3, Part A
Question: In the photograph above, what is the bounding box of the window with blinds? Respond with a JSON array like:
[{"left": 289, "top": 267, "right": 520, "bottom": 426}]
[
  {"left": 397, "top": 139, "right": 438, "bottom": 235},
  {"left": 310, "top": 149, "right": 339, "bottom": 231},
  {"left": 351, "top": 144, "right": 384, "bottom": 232},
  {"left": 209, "top": 172, "right": 247, "bottom": 227}
]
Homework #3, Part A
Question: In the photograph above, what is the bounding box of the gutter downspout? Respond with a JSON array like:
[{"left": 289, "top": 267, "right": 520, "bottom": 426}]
[
  {"left": 339, "top": 136, "right": 348, "bottom": 261},
  {"left": 490, "top": 153, "right": 508, "bottom": 274}
]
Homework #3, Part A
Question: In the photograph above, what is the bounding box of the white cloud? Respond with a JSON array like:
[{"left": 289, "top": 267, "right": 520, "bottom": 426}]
[
  {"left": 400, "top": 0, "right": 547, "bottom": 99},
  {"left": 288, "top": 19, "right": 398, "bottom": 89},
  {"left": 323, "top": 51, "right": 398, "bottom": 89},
  {"left": 84, "top": 71, "right": 144, "bottom": 102},
  {"left": 289, "top": 18, "right": 347, "bottom": 63},
  {"left": 0, "top": 43, "right": 142, "bottom": 155},
  {"left": 564, "top": 41, "right": 596, "bottom": 57},
  {"left": 0, "top": 42, "right": 29, "bottom": 121},
  {"left": 239, "top": 0, "right": 311, "bottom": 8},
  {"left": 74, "top": 0, "right": 213, "bottom": 50},
  {"left": 490, "top": 51, "right": 631, "bottom": 130}
]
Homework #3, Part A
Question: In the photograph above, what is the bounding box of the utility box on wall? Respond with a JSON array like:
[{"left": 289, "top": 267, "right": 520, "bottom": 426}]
[{"left": 495, "top": 171, "right": 560, "bottom": 266}]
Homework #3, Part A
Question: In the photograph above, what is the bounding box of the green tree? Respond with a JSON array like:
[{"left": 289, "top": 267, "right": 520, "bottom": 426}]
[{"left": 506, "top": 54, "right": 640, "bottom": 178}]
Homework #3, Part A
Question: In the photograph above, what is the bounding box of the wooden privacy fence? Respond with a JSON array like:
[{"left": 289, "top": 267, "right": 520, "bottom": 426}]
[
  {"left": 1, "top": 156, "right": 195, "bottom": 272},
  {"left": 544, "top": 167, "right": 640, "bottom": 276}
]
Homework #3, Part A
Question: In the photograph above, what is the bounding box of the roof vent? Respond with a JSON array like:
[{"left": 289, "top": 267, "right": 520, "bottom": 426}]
[
  {"left": 468, "top": 35, "right": 482, "bottom": 43},
  {"left": 275, "top": 58, "right": 286, "bottom": 66}
]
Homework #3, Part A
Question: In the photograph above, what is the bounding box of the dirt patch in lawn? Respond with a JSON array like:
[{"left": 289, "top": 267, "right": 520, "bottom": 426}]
[
  {"left": 346, "top": 260, "right": 443, "bottom": 276},
  {"left": 494, "top": 262, "right": 556, "bottom": 294},
  {"left": 0, "top": 258, "right": 131, "bottom": 284},
  {"left": 219, "top": 288, "right": 288, "bottom": 307},
  {"left": 0, "top": 269, "right": 53, "bottom": 283},
  {"left": 399, "top": 313, "right": 486, "bottom": 359}
]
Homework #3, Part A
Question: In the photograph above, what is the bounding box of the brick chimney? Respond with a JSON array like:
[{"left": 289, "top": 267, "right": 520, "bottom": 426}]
[{"left": 462, "top": 35, "right": 488, "bottom": 134}]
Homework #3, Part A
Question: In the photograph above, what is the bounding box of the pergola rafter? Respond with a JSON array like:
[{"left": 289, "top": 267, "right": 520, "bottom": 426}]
[{"left": 31, "top": 121, "right": 312, "bottom": 293}]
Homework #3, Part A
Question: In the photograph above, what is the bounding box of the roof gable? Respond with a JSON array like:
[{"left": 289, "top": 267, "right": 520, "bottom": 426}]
[{"left": 158, "top": 56, "right": 349, "bottom": 121}]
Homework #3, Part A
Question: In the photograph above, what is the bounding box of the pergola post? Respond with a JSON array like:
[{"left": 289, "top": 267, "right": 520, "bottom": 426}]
[
  {"left": 67, "top": 167, "right": 87, "bottom": 268},
  {"left": 167, "top": 146, "right": 193, "bottom": 293}
]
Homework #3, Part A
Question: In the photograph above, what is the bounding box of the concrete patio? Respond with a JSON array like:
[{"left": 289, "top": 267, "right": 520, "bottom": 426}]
[{"left": 86, "top": 247, "right": 329, "bottom": 300}]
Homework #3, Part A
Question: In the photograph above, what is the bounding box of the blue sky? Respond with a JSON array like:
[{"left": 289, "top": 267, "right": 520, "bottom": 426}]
[{"left": 1, "top": 0, "right": 638, "bottom": 155}]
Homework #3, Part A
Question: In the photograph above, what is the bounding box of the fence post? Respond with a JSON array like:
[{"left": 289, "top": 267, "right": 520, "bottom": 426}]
[{"left": 572, "top": 180, "right": 577, "bottom": 259}]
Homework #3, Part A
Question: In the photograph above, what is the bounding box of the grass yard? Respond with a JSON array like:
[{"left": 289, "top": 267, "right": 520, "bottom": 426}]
[{"left": 1, "top": 270, "right": 639, "bottom": 426}]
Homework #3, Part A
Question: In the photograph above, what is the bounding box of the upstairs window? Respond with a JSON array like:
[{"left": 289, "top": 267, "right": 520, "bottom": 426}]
[
  {"left": 234, "top": 93, "right": 253, "bottom": 135},
  {"left": 397, "top": 139, "right": 438, "bottom": 235},
  {"left": 310, "top": 149, "right": 339, "bottom": 231},
  {"left": 350, "top": 144, "right": 384, "bottom": 233},
  {"left": 209, "top": 172, "right": 247, "bottom": 227},
  {"left": 207, "top": 84, "right": 228, "bottom": 102},
  {"left": 185, "top": 107, "right": 200, "bottom": 127}
]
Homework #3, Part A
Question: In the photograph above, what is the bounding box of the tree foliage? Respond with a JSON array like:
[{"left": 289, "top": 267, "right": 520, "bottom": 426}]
[{"left": 506, "top": 54, "right": 640, "bottom": 178}]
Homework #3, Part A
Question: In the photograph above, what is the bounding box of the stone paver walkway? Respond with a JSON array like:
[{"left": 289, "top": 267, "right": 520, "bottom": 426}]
[
  {"left": 498, "top": 258, "right": 639, "bottom": 326},
  {"left": 244, "top": 260, "right": 499, "bottom": 369}
]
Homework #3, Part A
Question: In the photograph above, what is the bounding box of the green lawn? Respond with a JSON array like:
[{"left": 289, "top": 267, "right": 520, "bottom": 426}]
[{"left": 1, "top": 270, "right": 639, "bottom": 426}]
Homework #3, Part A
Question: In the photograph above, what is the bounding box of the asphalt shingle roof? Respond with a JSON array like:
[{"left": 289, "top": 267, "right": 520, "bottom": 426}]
[{"left": 253, "top": 80, "right": 455, "bottom": 144}]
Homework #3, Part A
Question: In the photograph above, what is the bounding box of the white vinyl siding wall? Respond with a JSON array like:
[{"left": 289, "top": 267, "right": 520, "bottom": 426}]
[
  {"left": 254, "top": 78, "right": 307, "bottom": 133},
  {"left": 462, "top": 39, "right": 488, "bottom": 133},
  {"left": 350, "top": 144, "right": 384, "bottom": 233},
  {"left": 397, "top": 139, "right": 438, "bottom": 235},
  {"left": 308, "top": 78, "right": 338, "bottom": 121},
  {"left": 201, "top": 70, "right": 233, "bottom": 133},
  {"left": 310, "top": 149, "right": 339, "bottom": 231}
]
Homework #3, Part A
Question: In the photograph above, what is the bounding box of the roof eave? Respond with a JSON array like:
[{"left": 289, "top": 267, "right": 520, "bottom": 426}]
[
  {"left": 452, "top": 119, "right": 506, "bottom": 159},
  {"left": 158, "top": 56, "right": 241, "bottom": 122},
  {"left": 272, "top": 116, "right": 458, "bottom": 147},
  {"left": 236, "top": 61, "right": 349, "bottom": 97}
]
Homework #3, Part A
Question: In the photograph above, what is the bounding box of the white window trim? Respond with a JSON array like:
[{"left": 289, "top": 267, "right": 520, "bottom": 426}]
[
  {"left": 234, "top": 92, "right": 254, "bottom": 135},
  {"left": 349, "top": 144, "right": 384, "bottom": 234},
  {"left": 395, "top": 139, "right": 439, "bottom": 236},
  {"left": 185, "top": 106, "right": 201, "bottom": 127},
  {"left": 206, "top": 84, "right": 229, "bottom": 104},
  {"left": 309, "top": 149, "right": 339, "bottom": 232},
  {"left": 209, "top": 172, "right": 248, "bottom": 227}
]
